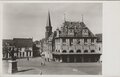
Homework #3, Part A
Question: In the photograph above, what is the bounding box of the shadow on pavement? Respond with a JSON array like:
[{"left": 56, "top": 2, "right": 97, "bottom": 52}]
[{"left": 18, "top": 68, "right": 34, "bottom": 72}]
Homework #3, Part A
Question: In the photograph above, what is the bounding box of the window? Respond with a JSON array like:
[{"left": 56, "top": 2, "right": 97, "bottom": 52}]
[
  {"left": 84, "top": 39, "right": 87, "bottom": 43},
  {"left": 23, "top": 52, "right": 24, "bottom": 56},
  {"left": 91, "top": 39, "right": 94, "bottom": 43},
  {"left": 20, "top": 52, "right": 21, "bottom": 56},
  {"left": 82, "top": 29, "right": 88, "bottom": 36},
  {"left": 84, "top": 50, "right": 88, "bottom": 53},
  {"left": 69, "top": 50, "right": 74, "bottom": 53},
  {"left": 99, "top": 47, "right": 101, "bottom": 51},
  {"left": 70, "top": 39, "right": 73, "bottom": 42},
  {"left": 30, "top": 52, "right": 31, "bottom": 56},
  {"left": 62, "top": 50, "right": 67, "bottom": 53},
  {"left": 70, "top": 39, "right": 73, "bottom": 46},
  {"left": 77, "top": 39, "right": 80, "bottom": 44},
  {"left": 70, "top": 29, "right": 73, "bottom": 33},
  {"left": 91, "top": 50, "right": 95, "bottom": 53},
  {"left": 63, "top": 38, "right": 66, "bottom": 43},
  {"left": 77, "top": 50, "right": 81, "bottom": 53}
]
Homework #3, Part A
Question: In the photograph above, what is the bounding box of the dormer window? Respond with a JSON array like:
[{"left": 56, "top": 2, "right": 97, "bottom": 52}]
[{"left": 82, "top": 29, "right": 88, "bottom": 36}]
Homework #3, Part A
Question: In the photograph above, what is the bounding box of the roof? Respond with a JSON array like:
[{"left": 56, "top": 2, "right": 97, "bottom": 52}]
[
  {"left": 56, "top": 21, "right": 95, "bottom": 37},
  {"left": 13, "top": 38, "right": 33, "bottom": 48},
  {"left": 2, "top": 39, "right": 14, "bottom": 46}
]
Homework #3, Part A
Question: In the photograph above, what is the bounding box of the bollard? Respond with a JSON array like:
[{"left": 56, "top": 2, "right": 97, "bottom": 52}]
[{"left": 8, "top": 60, "right": 18, "bottom": 74}]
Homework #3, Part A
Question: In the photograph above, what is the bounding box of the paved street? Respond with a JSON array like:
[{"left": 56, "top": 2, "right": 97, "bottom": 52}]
[{"left": 2, "top": 57, "right": 102, "bottom": 75}]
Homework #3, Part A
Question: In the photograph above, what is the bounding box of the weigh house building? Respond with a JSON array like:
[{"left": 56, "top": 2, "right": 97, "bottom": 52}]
[{"left": 52, "top": 21, "right": 102, "bottom": 62}]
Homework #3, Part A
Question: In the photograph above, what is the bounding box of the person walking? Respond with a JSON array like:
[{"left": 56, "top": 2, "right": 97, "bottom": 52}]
[{"left": 41, "top": 56, "right": 45, "bottom": 65}]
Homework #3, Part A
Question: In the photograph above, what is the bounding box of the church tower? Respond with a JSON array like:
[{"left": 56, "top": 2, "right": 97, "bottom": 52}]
[{"left": 45, "top": 11, "right": 52, "bottom": 39}]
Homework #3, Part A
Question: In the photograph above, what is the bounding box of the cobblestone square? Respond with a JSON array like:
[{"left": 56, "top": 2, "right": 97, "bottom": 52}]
[{"left": 3, "top": 57, "right": 102, "bottom": 75}]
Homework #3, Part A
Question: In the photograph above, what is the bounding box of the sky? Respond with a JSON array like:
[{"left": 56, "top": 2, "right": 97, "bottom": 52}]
[{"left": 3, "top": 3, "right": 102, "bottom": 41}]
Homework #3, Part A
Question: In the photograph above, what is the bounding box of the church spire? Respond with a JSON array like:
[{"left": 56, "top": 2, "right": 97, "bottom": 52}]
[
  {"left": 46, "top": 11, "right": 51, "bottom": 27},
  {"left": 45, "top": 11, "right": 52, "bottom": 39}
]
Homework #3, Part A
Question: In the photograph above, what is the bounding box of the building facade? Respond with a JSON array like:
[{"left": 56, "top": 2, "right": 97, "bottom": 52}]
[
  {"left": 41, "top": 12, "right": 102, "bottom": 63},
  {"left": 2, "top": 38, "right": 33, "bottom": 59},
  {"left": 96, "top": 34, "right": 102, "bottom": 62},
  {"left": 53, "top": 21, "right": 102, "bottom": 62}
]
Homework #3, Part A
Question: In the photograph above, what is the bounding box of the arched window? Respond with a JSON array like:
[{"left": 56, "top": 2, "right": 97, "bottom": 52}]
[
  {"left": 91, "top": 50, "right": 95, "bottom": 53},
  {"left": 69, "top": 50, "right": 74, "bottom": 53},
  {"left": 62, "top": 50, "right": 67, "bottom": 53},
  {"left": 84, "top": 50, "right": 88, "bottom": 53},
  {"left": 77, "top": 50, "right": 81, "bottom": 53}
]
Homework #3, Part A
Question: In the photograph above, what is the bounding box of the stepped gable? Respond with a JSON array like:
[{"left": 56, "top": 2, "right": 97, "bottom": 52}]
[{"left": 58, "top": 21, "right": 94, "bottom": 37}]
